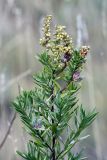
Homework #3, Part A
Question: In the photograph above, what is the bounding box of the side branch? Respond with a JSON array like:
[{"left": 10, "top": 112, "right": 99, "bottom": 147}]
[
  {"left": 0, "top": 112, "right": 16, "bottom": 149},
  {"left": 55, "top": 62, "right": 67, "bottom": 76}
]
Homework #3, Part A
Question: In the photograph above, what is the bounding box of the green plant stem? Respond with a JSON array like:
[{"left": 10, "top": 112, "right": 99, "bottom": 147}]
[
  {"left": 60, "top": 66, "right": 79, "bottom": 93},
  {"left": 55, "top": 62, "right": 67, "bottom": 76},
  {"left": 37, "top": 132, "right": 53, "bottom": 152},
  {"left": 51, "top": 71, "right": 56, "bottom": 160}
]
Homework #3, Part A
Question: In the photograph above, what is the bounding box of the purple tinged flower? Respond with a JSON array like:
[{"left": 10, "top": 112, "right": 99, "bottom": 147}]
[
  {"left": 73, "top": 71, "right": 81, "bottom": 81},
  {"left": 64, "top": 52, "right": 71, "bottom": 62},
  {"left": 33, "top": 120, "right": 42, "bottom": 129},
  {"left": 61, "top": 52, "right": 71, "bottom": 63}
]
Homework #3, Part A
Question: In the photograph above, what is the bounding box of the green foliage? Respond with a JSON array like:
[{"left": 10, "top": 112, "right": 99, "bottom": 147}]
[{"left": 12, "top": 16, "right": 97, "bottom": 160}]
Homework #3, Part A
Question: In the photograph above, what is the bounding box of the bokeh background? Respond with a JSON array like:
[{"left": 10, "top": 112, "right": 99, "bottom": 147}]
[{"left": 0, "top": 0, "right": 107, "bottom": 159}]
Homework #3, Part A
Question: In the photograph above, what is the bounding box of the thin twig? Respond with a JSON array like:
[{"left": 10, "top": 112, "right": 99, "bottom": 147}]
[
  {"left": 60, "top": 80, "right": 71, "bottom": 93},
  {"left": 0, "top": 112, "right": 16, "bottom": 149},
  {"left": 60, "top": 64, "right": 80, "bottom": 94}
]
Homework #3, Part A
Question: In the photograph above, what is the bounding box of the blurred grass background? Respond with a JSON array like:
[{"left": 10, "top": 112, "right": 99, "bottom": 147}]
[{"left": 0, "top": 0, "right": 107, "bottom": 159}]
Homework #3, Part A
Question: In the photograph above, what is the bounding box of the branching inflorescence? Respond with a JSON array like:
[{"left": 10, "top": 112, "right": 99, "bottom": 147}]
[{"left": 12, "top": 15, "right": 97, "bottom": 160}]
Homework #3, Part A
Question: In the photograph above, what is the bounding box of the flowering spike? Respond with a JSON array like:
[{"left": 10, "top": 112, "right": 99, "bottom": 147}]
[{"left": 40, "top": 15, "right": 52, "bottom": 47}]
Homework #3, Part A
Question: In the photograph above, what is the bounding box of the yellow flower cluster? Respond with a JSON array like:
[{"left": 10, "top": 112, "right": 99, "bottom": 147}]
[
  {"left": 40, "top": 16, "right": 73, "bottom": 66},
  {"left": 40, "top": 15, "right": 52, "bottom": 47},
  {"left": 49, "top": 25, "right": 72, "bottom": 63},
  {"left": 80, "top": 46, "right": 90, "bottom": 57},
  {"left": 55, "top": 25, "right": 72, "bottom": 46}
]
